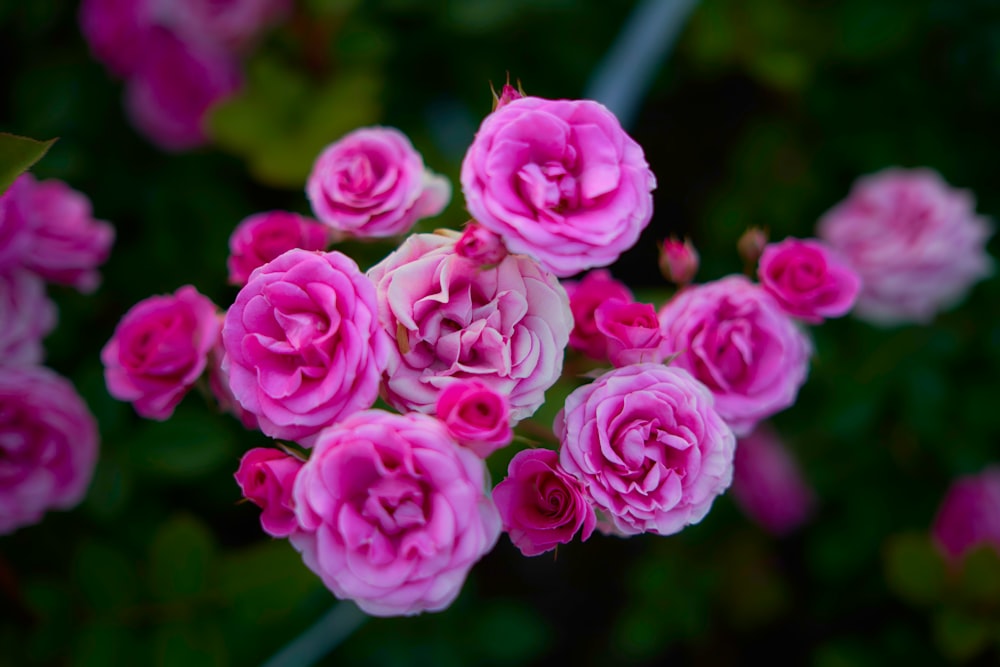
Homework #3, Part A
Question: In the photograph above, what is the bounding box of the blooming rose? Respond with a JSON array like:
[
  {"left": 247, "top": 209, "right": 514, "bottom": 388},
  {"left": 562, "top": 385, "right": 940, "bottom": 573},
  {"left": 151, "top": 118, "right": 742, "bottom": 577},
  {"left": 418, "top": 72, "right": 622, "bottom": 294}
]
[
  {"left": 758, "top": 238, "right": 860, "bottom": 324},
  {"left": 367, "top": 232, "right": 571, "bottom": 421},
  {"left": 659, "top": 237, "right": 699, "bottom": 285},
  {"left": 563, "top": 269, "right": 634, "bottom": 360},
  {"left": 557, "top": 364, "right": 735, "bottom": 536},
  {"left": 931, "top": 468, "right": 1000, "bottom": 563},
  {"left": 731, "top": 425, "right": 815, "bottom": 535},
  {"left": 435, "top": 379, "right": 513, "bottom": 458},
  {"left": 12, "top": 174, "right": 115, "bottom": 293},
  {"left": 492, "top": 448, "right": 595, "bottom": 556},
  {"left": 290, "top": 410, "right": 501, "bottom": 616},
  {"left": 226, "top": 211, "right": 331, "bottom": 286},
  {"left": 222, "top": 249, "right": 391, "bottom": 444},
  {"left": 235, "top": 447, "right": 303, "bottom": 537},
  {"left": 659, "top": 276, "right": 811, "bottom": 436},
  {"left": 0, "top": 175, "right": 32, "bottom": 270},
  {"left": 102, "top": 285, "right": 220, "bottom": 420},
  {"left": 817, "top": 168, "right": 994, "bottom": 325},
  {"left": 455, "top": 222, "right": 507, "bottom": 266},
  {"left": 0, "top": 271, "right": 56, "bottom": 366},
  {"left": 461, "top": 96, "right": 656, "bottom": 277},
  {"left": 158, "top": 0, "right": 290, "bottom": 53},
  {"left": 207, "top": 333, "right": 258, "bottom": 429},
  {"left": 593, "top": 299, "right": 666, "bottom": 367},
  {"left": 79, "top": 0, "right": 155, "bottom": 78},
  {"left": 0, "top": 365, "right": 99, "bottom": 535},
  {"left": 306, "top": 127, "right": 450, "bottom": 238},
  {"left": 125, "top": 27, "right": 242, "bottom": 152}
]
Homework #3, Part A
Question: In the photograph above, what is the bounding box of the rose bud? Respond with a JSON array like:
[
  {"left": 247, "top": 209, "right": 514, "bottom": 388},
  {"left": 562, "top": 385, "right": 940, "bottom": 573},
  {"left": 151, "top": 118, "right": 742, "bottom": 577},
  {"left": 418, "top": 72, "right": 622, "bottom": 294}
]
[
  {"left": 435, "top": 379, "right": 513, "bottom": 458},
  {"left": 563, "top": 269, "right": 634, "bottom": 361},
  {"left": 235, "top": 447, "right": 303, "bottom": 538},
  {"left": 593, "top": 299, "right": 667, "bottom": 367},
  {"left": 931, "top": 468, "right": 1000, "bottom": 564},
  {"left": 492, "top": 81, "right": 524, "bottom": 111},
  {"left": 659, "top": 236, "right": 699, "bottom": 285},
  {"left": 455, "top": 222, "right": 508, "bottom": 266},
  {"left": 738, "top": 226, "right": 768, "bottom": 269}
]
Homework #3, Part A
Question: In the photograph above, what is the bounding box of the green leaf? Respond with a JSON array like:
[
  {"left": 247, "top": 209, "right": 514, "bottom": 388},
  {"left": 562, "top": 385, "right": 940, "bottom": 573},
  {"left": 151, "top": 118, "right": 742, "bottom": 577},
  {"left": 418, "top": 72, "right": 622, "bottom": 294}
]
[
  {"left": 74, "top": 541, "right": 139, "bottom": 613},
  {"left": 148, "top": 514, "right": 217, "bottom": 602},
  {"left": 126, "top": 405, "right": 235, "bottom": 479},
  {"left": 219, "top": 540, "right": 321, "bottom": 626},
  {"left": 0, "top": 132, "right": 55, "bottom": 193},
  {"left": 153, "top": 620, "right": 228, "bottom": 667},
  {"left": 958, "top": 546, "right": 1000, "bottom": 605},
  {"left": 933, "top": 608, "right": 993, "bottom": 662},
  {"left": 883, "top": 533, "right": 947, "bottom": 606}
]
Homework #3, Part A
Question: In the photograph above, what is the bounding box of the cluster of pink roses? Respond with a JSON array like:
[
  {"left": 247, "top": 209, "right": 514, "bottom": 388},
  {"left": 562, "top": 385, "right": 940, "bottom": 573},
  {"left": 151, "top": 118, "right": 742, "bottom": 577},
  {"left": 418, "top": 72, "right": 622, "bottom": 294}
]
[
  {"left": 0, "top": 174, "right": 111, "bottom": 534},
  {"left": 80, "top": 0, "right": 290, "bottom": 151}
]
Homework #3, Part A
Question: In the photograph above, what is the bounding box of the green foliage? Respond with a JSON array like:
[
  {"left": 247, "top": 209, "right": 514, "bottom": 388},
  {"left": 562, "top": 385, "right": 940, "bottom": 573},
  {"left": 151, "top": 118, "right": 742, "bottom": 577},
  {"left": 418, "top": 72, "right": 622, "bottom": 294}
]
[{"left": 0, "top": 132, "right": 55, "bottom": 192}]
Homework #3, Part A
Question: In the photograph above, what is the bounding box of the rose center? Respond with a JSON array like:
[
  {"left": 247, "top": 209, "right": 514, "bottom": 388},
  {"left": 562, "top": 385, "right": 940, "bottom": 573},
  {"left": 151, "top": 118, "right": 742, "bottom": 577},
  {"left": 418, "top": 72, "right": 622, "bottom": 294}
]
[
  {"left": 362, "top": 475, "right": 427, "bottom": 535},
  {"left": 516, "top": 162, "right": 580, "bottom": 215}
]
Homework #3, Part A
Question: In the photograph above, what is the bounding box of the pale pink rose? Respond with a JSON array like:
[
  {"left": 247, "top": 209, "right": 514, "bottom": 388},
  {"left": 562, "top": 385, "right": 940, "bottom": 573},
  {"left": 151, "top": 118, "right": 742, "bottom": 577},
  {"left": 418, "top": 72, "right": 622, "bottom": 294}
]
[
  {"left": 492, "top": 448, "right": 596, "bottom": 556},
  {"left": 222, "top": 249, "right": 391, "bottom": 444},
  {"left": 659, "top": 237, "right": 699, "bottom": 285},
  {"left": 758, "top": 238, "right": 860, "bottom": 324},
  {"left": 0, "top": 271, "right": 56, "bottom": 366},
  {"left": 0, "top": 175, "right": 32, "bottom": 271},
  {"left": 124, "top": 27, "right": 242, "bottom": 152},
  {"left": 563, "top": 269, "right": 634, "bottom": 360},
  {"left": 557, "top": 364, "right": 735, "bottom": 536},
  {"left": 79, "top": 0, "right": 156, "bottom": 78},
  {"left": 102, "top": 285, "right": 220, "bottom": 420},
  {"left": 367, "top": 232, "right": 571, "bottom": 421},
  {"left": 659, "top": 276, "right": 811, "bottom": 436},
  {"left": 13, "top": 174, "right": 115, "bottom": 293},
  {"left": 0, "top": 365, "right": 99, "bottom": 535},
  {"left": 817, "top": 168, "right": 994, "bottom": 325},
  {"left": 593, "top": 299, "right": 667, "bottom": 367},
  {"left": 931, "top": 468, "right": 1000, "bottom": 563},
  {"left": 226, "top": 211, "right": 331, "bottom": 286},
  {"left": 455, "top": 222, "right": 508, "bottom": 266},
  {"left": 234, "top": 447, "right": 303, "bottom": 537},
  {"left": 207, "top": 333, "right": 258, "bottom": 429},
  {"left": 156, "top": 0, "right": 290, "bottom": 53},
  {"left": 290, "top": 410, "right": 501, "bottom": 617},
  {"left": 307, "top": 127, "right": 451, "bottom": 238},
  {"left": 435, "top": 379, "right": 513, "bottom": 458},
  {"left": 731, "top": 425, "right": 816, "bottom": 535},
  {"left": 461, "top": 96, "right": 656, "bottom": 277}
]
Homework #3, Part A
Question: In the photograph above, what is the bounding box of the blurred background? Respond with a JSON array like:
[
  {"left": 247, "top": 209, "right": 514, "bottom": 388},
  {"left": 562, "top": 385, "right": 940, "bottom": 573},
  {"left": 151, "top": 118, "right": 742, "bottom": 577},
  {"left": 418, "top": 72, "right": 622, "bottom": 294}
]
[{"left": 2, "top": 0, "right": 1000, "bottom": 665}]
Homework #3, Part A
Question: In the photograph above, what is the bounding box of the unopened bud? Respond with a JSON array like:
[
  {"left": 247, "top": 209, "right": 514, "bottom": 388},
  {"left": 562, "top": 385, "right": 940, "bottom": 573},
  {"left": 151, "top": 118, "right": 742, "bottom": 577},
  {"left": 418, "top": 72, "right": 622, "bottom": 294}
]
[
  {"left": 492, "top": 76, "right": 525, "bottom": 111},
  {"left": 659, "top": 237, "right": 699, "bottom": 285},
  {"left": 738, "top": 227, "right": 768, "bottom": 269},
  {"left": 456, "top": 222, "right": 508, "bottom": 265}
]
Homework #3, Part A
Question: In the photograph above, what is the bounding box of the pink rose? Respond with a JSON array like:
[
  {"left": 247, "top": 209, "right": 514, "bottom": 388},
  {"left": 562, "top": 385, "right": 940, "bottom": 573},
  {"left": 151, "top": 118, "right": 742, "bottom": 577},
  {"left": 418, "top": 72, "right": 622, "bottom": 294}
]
[
  {"left": 222, "top": 249, "right": 391, "bottom": 444},
  {"left": 290, "top": 410, "right": 501, "bottom": 617},
  {"left": 367, "top": 232, "right": 571, "bottom": 421},
  {"left": 931, "top": 468, "right": 1000, "bottom": 563},
  {"left": 492, "top": 448, "right": 596, "bottom": 556},
  {"left": 157, "top": 0, "right": 290, "bottom": 53},
  {"left": 563, "top": 269, "right": 634, "bottom": 360},
  {"left": 731, "top": 425, "right": 816, "bottom": 535},
  {"left": 234, "top": 447, "right": 303, "bottom": 538},
  {"left": 557, "top": 364, "right": 735, "bottom": 536},
  {"left": 758, "top": 238, "right": 860, "bottom": 324},
  {"left": 0, "top": 271, "right": 56, "bottom": 366},
  {"left": 226, "top": 211, "right": 331, "bottom": 286},
  {"left": 455, "top": 222, "right": 508, "bottom": 266},
  {"left": 0, "top": 365, "right": 99, "bottom": 535},
  {"left": 0, "top": 175, "right": 33, "bottom": 270},
  {"left": 207, "top": 333, "right": 258, "bottom": 429},
  {"left": 593, "top": 299, "right": 667, "bottom": 367},
  {"left": 13, "top": 174, "right": 115, "bottom": 293},
  {"left": 817, "top": 168, "right": 994, "bottom": 325},
  {"left": 435, "top": 379, "right": 513, "bottom": 458},
  {"left": 659, "top": 237, "right": 699, "bottom": 285},
  {"left": 79, "top": 0, "right": 155, "bottom": 78},
  {"left": 124, "top": 27, "right": 242, "bottom": 152},
  {"left": 659, "top": 276, "right": 811, "bottom": 436},
  {"left": 306, "top": 127, "right": 450, "bottom": 238},
  {"left": 461, "top": 96, "right": 656, "bottom": 277},
  {"left": 102, "top": 285, "right": 220, "bottom": 420}
]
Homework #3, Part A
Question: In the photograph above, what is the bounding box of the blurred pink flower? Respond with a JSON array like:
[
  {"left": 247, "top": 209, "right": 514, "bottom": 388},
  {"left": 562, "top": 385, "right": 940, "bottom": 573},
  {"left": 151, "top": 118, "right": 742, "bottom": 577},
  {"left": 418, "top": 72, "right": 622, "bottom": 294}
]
[
  {"left": 158, "top": 0, "right": 291, "bottom": 53},
  {"left": 435, "top": 379, "right": 513, "bottom": 458},
  {"left": 563, "top": 269, "right": 634, "bottom": 361},
  {"left": 758, "top": 238, "right": 860, "bottom": 324},
  {"left": 659, "top": 237, "right": 699, "bottom": 285},
  {"left": 235, "top": 447, "right": 303, "bottom": 537},
  {"left": 0, "top": 270, "right": 56, "bottom": 366},
  {"left": 79, "top": 0, "right": 156, "bottom": 78},
  {"left": 226, "top": 211, "right": 331, "bottom": 286},
  {"left": 931, "top": 468, "right": 1000, "bottom": 563}
]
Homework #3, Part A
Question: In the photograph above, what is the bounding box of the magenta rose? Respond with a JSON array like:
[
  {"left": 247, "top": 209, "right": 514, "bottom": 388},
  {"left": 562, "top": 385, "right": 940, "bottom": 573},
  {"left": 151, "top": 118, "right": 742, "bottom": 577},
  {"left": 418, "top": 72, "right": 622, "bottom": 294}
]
[
  {"left": 12, "top": 174, "right": 115, "bottom": 293},
  {"left": 158, "top": 0, "right": 290, "bottom": 52},
  {"left": 435, "top": 379, "right": 513, "bottom": 458},
  {"left": 593, "top": 299, "right": 667, "bottom": 367},
  {"left": 222, "top": 249, "right": 391, "bottom": 444},
  {"left": 226, "top": 211, "right": 331, "bottom": 286},
  {"left": 492, "top": 448, "right": 596, "bottom": 556},
  {"left": 124, "top": 27, "right": 242, "bottom": 152},
  {"left": 102, "top": 285, "right": 220, "bottom": 420},
  {"left": 306, "top": 127, "right": 450, "bottom": 238},
  {"left": 290, "top": 410, "right": 501, "bottom": 617},
  {"left": 0, "top": 270, "right": 56, "bottom": 366},
  {"left": 0, "top": 365, "right": 99, "bottom": 535},
  {"left": 455, "top": 222, "right": 508, "bottom": 266},
  {"left": 557, "top": 364, "right": 735, "bottom": 536},
  {"left": 461, "top": 96, "right": 656, "bottom": 277},
  {"left": 931, "top": 468, "right": 1000, "bottom": 564},
  {"left": 207, "top": 333, "right": 258, "bottom": 429},
  {"left": 758, "top": 237, "right": 860, "bottom": 324},
  {"left": 0, "top": 175, "right": 33, "bottom": 271},
  {"left": 367, "top": 232, "right": 571, "bottom": 421},
  {"left": 659, "top": 276, "right": 811, "bottom": 436},
  {"left": 563, "top": 269, "right": 634, "bottom": 360},
  {"left": 731, "top": 425, "right": 816, "bottom": 536},
  {"left": 817, "top": 168, "right": 994, "bottom": 325},
  {"left": 235, "top": 447, "right": 303, "bottom": 537},
  {"left": 79, "top": 0, "right": 155, "bottom": 78}
]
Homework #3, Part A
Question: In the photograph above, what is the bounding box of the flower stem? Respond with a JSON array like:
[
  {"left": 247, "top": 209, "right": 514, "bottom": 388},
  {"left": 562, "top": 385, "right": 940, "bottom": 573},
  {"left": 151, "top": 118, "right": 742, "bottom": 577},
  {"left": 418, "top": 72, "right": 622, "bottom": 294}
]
[{"left": 260, "top": 602, "right": 368, "bottom": 667}]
